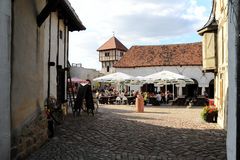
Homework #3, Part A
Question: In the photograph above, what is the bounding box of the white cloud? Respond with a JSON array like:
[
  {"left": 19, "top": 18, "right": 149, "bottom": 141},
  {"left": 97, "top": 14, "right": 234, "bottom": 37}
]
[{"left": 68, "top": 0, "right": 211, "bottom": 70}]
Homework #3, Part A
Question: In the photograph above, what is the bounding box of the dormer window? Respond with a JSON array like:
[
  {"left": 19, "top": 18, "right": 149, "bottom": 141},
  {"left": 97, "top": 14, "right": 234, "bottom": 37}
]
[{"left": 197, "top": 1, "right": 218, "bottom": 72}]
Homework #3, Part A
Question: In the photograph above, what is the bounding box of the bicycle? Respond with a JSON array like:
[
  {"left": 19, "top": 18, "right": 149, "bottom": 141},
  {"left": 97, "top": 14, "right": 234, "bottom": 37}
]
[{"left": 45, "top": 96, "right": 64, "bottom": 137}]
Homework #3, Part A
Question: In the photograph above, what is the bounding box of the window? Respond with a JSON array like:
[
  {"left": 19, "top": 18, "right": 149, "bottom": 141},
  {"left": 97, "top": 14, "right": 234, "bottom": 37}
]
[
  {"left": 59, "top": 30, "right": 63, "bottom": 39},
  {"left": 105, "top": 52, "right": 110, "bottom": 57},
  {"left": 107, "top": 66, "right": 110, "bottom": 72},
  {"left": 120, "top": 52, "right": 124, "bottom": 57}
]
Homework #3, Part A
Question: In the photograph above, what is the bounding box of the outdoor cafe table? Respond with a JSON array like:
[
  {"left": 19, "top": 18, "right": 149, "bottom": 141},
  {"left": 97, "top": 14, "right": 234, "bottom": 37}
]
[
  {"left": 127, "top": 96, "right": 135, "bottom": 105},
  {"left": 99, "top": 96, "right": 116, "bottom": 104},
  {"left": 148, "top": 97, "right": 159, "bottom": 106}
]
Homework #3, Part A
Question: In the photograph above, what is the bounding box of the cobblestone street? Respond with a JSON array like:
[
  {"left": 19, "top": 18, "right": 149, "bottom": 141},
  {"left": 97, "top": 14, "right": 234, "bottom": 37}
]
[{"left": 28, "top": 105, "right": 226, "bottom": 160}]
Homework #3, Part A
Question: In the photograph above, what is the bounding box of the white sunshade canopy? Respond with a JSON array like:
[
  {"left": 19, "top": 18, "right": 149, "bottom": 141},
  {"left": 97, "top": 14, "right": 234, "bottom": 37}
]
[
  {"left": 93, "top": 72, "right": 137, "bottom": 83},
  {"left": 144, "top": 70, "right": 194, "bottom": 85}
]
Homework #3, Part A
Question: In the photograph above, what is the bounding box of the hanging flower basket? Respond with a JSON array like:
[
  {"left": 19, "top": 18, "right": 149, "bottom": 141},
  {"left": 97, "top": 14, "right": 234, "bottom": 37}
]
[{"left": 201, "top": 105, "right": 218, "bottom": 123}]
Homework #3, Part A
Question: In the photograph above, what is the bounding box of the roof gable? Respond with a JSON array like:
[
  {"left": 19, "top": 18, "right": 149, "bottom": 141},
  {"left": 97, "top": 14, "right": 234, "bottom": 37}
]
[
  {"left": 197, "top": 0, "right": 217, "bottom": 35},
  {"left": 97, "top": 36, "right": 128, "bottom": 52},
  {"left": 37, "top": 0, "right": 86, "bottom": 31},
  {"left": 114, "top": 42, "right": 202, "bottom": 68}
]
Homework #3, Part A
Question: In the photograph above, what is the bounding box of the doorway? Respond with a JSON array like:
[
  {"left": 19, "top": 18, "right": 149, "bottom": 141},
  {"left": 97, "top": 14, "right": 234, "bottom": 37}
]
[
  {"left": 208, "top": 79, "right": 214, "bottom": 98},
  {"left": 184, "top": 79, "right": 198, "bottom": 97}
]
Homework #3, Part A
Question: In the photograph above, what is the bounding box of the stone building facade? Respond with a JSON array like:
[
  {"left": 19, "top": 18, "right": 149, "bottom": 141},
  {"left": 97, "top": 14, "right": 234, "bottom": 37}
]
[
  {"left": 114, "top": 43, "right": 214, "bottom": 98},
  {"left": 0, "top": 0, "right": 85, "bottom": 159},
  {"left": 198, "top": 0, "right": 239, "bottom": 159}
]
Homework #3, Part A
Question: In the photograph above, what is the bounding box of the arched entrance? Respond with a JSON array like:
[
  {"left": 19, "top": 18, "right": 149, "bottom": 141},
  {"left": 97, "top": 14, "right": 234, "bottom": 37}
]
[
  {"left": 141, "top": 83, "right": 155, "bottom": 93},
  {"left": 183, "top": 79, "right": 199, "bottom": 97},
  {"left": 208, "top": 79, "right": 214, "bottom": 98}
]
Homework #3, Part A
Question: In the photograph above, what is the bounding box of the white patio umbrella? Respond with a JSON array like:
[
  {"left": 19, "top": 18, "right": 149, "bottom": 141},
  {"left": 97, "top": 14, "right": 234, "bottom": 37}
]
[
  {"left": 128, "top": 76, "right": 148, "bottom": 85},
  {"left": 93, "top": 72, "right": 136, "bottom": 83},
  {"left": 93, "top": 72, "right": 137, "bottom": 92},
  {"left": 144, "top": 70, "right": 194, "bottom": 100},
  {"left": 144, "top": 70, "right": 194, "bottom": 84}
]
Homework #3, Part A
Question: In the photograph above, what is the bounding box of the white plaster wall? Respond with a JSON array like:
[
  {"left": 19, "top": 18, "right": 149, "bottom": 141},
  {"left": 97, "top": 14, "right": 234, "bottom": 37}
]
[
  {"left": 11, "top": 0, "right": 45, "bottom": 131},
  {"left": 43, "top": 16, "right": 49, "bottom": 104},
  {"left": 116, "top": 66, "right": 214, "bottom": 87},
  {"left": 49, "top": 12, "right": 58, "bottom": 98},
  {"left": 214, "top": 0, "right": 229, "bottom": 129},
  {"left": 227, "top": 0, "right": 237, "bottom": 159},
  {"left": 42, "top": 12, "right": 69, "bottom": 105},
  {"left": 116, "top": 50, "right": 125, "bottom": 60},
  {"left": 0, "top": 0, "right": 11, "bottom": 159},
  {"left": 59, "top": 20, "right": 65, "bottom": 67}
]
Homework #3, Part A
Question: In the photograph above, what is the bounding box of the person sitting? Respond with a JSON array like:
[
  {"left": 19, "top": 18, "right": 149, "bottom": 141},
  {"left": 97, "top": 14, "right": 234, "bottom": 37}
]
[{"left": 143, "top": 92, "right": 148, "bottom": 105}]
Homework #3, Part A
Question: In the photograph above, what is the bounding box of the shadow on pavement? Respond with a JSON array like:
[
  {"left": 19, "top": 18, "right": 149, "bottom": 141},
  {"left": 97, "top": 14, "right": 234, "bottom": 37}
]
[{"left": 27, "top": 105, "right": 226, "bottom": 160}]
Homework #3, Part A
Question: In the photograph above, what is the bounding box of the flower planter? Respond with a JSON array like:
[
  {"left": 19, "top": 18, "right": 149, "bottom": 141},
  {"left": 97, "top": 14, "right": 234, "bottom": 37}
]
[
  {"left": 201, "top": 105, "right": 218, "bottom": 123},
  {"left": 206, "top": 112, "right": 218, "bottom": 123}
]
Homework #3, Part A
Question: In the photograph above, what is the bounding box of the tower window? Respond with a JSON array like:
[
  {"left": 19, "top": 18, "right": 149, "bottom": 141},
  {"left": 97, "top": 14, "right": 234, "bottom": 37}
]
[{"left": 120, "top": 52, "right": 124, "bottom": 57}]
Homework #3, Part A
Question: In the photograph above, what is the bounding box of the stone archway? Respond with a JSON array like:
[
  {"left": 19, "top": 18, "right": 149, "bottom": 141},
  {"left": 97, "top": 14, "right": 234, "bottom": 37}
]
[{"left": 183, "top": 78, "right": 199, "bottom": 97}]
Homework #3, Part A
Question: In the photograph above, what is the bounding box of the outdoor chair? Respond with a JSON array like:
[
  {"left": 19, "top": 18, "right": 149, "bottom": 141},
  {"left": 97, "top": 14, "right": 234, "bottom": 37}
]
[
  {"left": 116, "top": 96, "right": 121, "bottom": 104},
  {"left": 122, "top": 96, "right": 128, "bottom": 104}
]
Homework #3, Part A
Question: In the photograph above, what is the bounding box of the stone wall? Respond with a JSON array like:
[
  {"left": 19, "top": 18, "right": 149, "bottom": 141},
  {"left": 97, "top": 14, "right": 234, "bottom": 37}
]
[{"left": 11, "top": 111, "right": 48, "bottom": 160}]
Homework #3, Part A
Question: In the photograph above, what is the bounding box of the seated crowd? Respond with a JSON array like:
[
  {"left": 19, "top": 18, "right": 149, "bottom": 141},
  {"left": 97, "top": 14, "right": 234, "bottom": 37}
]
[{"left": 96, "top": 85, "right": 174, "bottom": 106}]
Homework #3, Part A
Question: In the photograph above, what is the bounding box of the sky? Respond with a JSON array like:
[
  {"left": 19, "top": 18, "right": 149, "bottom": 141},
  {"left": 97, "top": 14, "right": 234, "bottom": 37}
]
[{"left": 68, "top": 0, "right": 212, "bottom": 71}]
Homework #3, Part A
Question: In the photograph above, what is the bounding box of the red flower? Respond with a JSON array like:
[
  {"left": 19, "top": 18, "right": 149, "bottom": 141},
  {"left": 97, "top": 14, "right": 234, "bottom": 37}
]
[{"left": 208, "top": 109, "right": 213, "bottom": 113}]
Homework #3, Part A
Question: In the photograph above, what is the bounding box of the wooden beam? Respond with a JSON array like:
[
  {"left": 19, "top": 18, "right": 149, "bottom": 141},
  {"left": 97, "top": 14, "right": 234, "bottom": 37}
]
[{"left": 37, "top": 0, "right": 59, "bottom": 27}]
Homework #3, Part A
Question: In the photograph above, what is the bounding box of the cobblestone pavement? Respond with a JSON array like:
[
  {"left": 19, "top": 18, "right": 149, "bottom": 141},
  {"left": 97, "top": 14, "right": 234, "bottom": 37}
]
[{"left": 28, "top": 105, "right": 226, "bottom": 160}]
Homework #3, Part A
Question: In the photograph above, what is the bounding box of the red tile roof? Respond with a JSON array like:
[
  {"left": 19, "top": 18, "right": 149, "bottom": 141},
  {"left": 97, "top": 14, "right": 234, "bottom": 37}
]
[
  {"left": 97, "top": 36, "right": 128, "bottom": 52},
  {"left": 114, "top": 42, "right": 202, "bottom": 68}
]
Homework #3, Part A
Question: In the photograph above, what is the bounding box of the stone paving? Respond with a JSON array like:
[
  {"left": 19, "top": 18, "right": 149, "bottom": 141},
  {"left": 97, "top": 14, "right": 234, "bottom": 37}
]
[{"left": 27, "top": 105, "right": 226, "bottom": 160}]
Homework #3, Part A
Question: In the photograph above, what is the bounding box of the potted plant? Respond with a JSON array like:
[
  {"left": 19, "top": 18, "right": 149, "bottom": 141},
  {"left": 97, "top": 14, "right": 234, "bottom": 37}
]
[{"left": 201, "top": 105, "right": 218, "bottom": 123}]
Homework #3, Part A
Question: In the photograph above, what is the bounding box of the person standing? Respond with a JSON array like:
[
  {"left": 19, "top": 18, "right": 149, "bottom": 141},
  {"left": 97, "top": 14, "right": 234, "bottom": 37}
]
[
  {"left": 156, "top": 92, "right": 162, "bottom": 105},
  {"left": 85, "top": 79, "right": 95, "bottom": 115}
]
